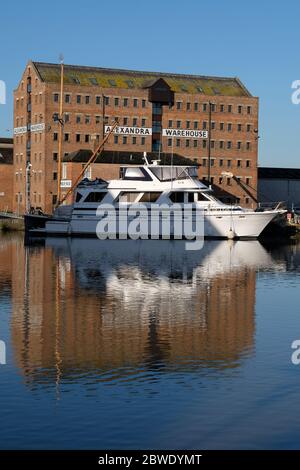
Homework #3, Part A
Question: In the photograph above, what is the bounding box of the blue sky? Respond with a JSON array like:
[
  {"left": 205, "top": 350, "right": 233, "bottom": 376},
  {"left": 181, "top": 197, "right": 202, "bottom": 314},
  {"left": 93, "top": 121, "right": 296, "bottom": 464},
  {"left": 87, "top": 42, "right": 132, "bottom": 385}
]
[{"left": 1, "top": 0, "right": 300, "bottom": 167}]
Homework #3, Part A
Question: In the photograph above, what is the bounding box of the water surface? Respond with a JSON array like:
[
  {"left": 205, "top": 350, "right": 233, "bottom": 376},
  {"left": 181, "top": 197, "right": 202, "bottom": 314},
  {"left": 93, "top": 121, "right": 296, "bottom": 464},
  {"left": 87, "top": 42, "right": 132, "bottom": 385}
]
[{"left": 0, "top": 234, "right": 300, "bottom": 449}]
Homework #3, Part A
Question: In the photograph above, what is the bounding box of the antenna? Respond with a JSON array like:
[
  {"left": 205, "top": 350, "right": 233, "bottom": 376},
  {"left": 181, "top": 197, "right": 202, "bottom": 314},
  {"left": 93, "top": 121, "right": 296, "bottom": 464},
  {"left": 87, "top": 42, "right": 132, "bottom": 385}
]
[{"left": 143, "top": 151, "right": 149, "bottom": 166}]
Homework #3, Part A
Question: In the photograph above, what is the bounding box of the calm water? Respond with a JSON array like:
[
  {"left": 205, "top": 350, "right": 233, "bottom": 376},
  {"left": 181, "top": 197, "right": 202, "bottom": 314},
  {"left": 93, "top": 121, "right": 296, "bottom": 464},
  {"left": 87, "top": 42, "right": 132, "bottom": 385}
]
[{"left": 0, "top": 233, "right": 300, "bottom": 449}]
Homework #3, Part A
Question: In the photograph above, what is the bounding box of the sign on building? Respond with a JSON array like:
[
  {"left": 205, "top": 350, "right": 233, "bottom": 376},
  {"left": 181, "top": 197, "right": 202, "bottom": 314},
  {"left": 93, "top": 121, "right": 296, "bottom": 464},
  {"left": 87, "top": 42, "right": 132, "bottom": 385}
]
[
  {"left": 162, "top": 129, "right": 208, "bottom": 138},
  {"left": 60, "top": 180, "right": 72, "bottom": 188},
  {"left": 13, "top": 126, "right": 27, "bottom": 135},
  {"left": 31, "top": 123, "right": 45, "bottom": 132},
  {"left": 105, "top": 125, "right": 152, "bottom": 136}
]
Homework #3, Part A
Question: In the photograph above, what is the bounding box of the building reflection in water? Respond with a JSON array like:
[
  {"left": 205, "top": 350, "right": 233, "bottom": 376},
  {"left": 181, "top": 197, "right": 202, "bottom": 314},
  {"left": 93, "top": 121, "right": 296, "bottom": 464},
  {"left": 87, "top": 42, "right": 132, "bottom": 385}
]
[{"left": 10, "top": 238, "right": 275, "bottom": 388}]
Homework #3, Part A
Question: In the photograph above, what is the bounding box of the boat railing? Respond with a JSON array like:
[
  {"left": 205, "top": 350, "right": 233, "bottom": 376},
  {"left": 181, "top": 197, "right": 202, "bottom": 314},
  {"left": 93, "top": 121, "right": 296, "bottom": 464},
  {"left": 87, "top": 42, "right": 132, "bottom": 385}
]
[{"left": 257, "top": 201, "right": 286, "bottom": 211}]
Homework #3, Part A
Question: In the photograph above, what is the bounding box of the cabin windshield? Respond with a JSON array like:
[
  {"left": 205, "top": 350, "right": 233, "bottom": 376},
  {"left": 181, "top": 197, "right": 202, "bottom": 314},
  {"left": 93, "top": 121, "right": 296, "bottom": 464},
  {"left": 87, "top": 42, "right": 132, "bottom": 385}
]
[{"left": 150, "top": 166, "right": 197, "bottom": 181}]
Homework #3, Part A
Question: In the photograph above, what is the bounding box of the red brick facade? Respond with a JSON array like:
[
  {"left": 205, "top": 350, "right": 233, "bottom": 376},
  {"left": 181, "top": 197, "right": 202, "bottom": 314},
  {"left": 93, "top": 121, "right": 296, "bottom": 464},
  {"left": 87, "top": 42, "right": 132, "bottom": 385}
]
[{"left": 13, "top": 61, "right": 259, "bottom": 214}]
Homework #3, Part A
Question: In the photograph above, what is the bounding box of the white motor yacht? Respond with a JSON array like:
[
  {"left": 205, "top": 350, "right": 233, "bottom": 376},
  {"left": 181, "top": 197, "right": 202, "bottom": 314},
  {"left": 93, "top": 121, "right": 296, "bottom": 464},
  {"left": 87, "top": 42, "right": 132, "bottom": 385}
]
[{"left": 25, "top": 161, "right": 285, "bottom": 239}]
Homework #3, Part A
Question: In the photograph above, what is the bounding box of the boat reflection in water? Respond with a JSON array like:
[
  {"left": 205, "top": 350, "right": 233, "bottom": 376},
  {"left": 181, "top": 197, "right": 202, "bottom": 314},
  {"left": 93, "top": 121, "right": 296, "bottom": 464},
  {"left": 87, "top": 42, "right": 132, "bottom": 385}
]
[{"left": 11, "top": 238, "right": 274, "bottom": 389}]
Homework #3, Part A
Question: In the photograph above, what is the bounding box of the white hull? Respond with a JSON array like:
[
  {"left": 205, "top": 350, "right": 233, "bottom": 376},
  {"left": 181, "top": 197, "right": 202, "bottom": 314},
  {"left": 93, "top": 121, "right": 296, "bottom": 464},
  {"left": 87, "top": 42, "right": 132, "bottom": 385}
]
[{"left": 44, "top": 209, "right": 278, "bottom": 239}]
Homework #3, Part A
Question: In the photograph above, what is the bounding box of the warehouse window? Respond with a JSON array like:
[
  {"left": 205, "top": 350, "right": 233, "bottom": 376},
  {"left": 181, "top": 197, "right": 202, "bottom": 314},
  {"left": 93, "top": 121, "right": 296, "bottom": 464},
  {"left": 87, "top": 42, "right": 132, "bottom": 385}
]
[
  {"left": 186, "top": 139, "right": 190, "bottom": 147},
  {"left": 238, "top": 105, "right": 242, "bottom": 113},
  {"left": 194, "top": 121, "right": 198, "bottom": 129},
  {"left": 76, "top": 134, "right": 81, "bottom": 142},
  {"left": 247, "top": 106, "right": 252, "bottom": 114},
  {"left": 220, "top": 104, "right": 224, "bottom": 112},
  {"left": 76, "top": 95, "right": 81, "bottom": 104},
  {"left": 194, "top": 102, "right": 198, "bottom": 111},
  {"left": 193, "top": 140, "right": 197, "bottom": 148},
  {"left": 123, "top": 136, "right": 127, "bottom": 144},
  {"left": 133, "top": 99, "right": 138, "bottom": 107},
  {"left": 246, "top": 160, "right": 251, "bottom": 168},
  {"left": 186, "top": 120, "right": 190, "bottom": 128},
  {"left": 142, "top": 99, "right": 146, "bottom": 108},
  {"left": 238, "top": 123, "right": 242, "bottom": 131},
  {"left": 177, "top": 120, "right": 181, "bottom": 128},
  {"left": 114, "top": 135, "right": 118, "bottom": 144},
  {"left": 53, "top": 93, "right": 59, "bottom": 103},
  {"left": 227, "top": 141, "right": 232, "bottom": 149},
  {"left": 85, "top": 134, "right": 89, "bottom": 143},
  {"left": 227, "top": 123, "right": 232, "bottom": 131},
  {"left": 187, "top": 102, "right": 191, "bottom": 110},
  {"left": 64, "top": 133, "right": 70, "bottom": 142},
  {"left": 237, "top": 142, "right": 242, "bottom": 150},
  {"left": 132, "top": 137, "right": 137, "bottom": 145},
  {"left": 96, "top": 96, "right": 101, "bottom": 105},
  {"left": 53, "top": 132, "right": 58, "bottom": 141},
  {"left": 141, "top": 137, "right": 145, "bottom": 145},
  {"left": 85, "top": 95, "right": 90, "bottom": 104},
  {"left": 228, "top": 104, "right": 232, "bottom": 112},
  {"left": 176, "top": 101, "right": 182, "bottom": 110},
  {"left": 123, "top": 98, "right": 128, "bottom": 107},
  {"left": 114, "top": 97, "right": 119, "bottom": 106},
  {"left": 176, "top": 139, "right": 180, "bottom": 147},
  {"left": 65, "top": 94, "right": 71, "bottom": 103}
]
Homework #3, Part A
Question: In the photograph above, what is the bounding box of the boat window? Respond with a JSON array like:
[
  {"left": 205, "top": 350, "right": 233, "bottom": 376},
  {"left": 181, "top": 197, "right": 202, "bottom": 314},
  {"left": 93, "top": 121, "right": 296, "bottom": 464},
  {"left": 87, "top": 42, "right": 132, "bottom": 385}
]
[
  {"left": 75, "top": 192, "right": 83, "bottom": 202},
  {"left": 169, "top": 192, "right": 185, "bottom": 203},
  {"left": 120, "top": 167, "right": 152, "bottom": 181},
  {"left": 117, "top": 192, "right": 140, "bottom": 203},
  {"left": 84, "top": 192, "right": 106, "bottom": 202},
  {"left": 151, "top": 166, "right": 196, "bottom": 181},
  {"left": 139, "top": 192, "right": 162, "bottom": 203},
  {"left": 196, "top": 193, "right": 210, "bottom": 201}
]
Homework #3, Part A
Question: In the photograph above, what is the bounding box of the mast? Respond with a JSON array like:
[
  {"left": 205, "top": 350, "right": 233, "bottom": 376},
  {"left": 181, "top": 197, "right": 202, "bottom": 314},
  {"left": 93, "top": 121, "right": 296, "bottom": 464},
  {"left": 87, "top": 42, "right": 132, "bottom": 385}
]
[{"left": 57, "top": 54, "right": 64, "bottom": 205}]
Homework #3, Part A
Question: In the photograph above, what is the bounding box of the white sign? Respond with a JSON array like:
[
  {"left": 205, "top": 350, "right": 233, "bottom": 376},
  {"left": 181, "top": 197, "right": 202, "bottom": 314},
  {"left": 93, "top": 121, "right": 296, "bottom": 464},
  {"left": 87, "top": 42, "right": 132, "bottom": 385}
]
[
  {"left": 162, "top": 128, "right": 208, "bottom": 138},
  {"left": 14, "top": 123, "right": 46, "bottom": 135},
  {"left": 105, "top": 125, "right": 152, "bottom": 136},
  {"left": 60, "top": 179, "right": 72, "bottom": 188},
  {"left": 31, "top": 123, "right": 45, "bottom": 132},
  {"left": 13, "top": 126, "right": 27, "bottom": 135}
]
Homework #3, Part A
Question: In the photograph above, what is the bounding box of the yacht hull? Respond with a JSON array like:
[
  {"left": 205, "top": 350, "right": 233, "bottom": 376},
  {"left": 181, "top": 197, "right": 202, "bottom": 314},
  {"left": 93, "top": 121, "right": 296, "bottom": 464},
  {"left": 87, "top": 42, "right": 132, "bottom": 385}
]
[{"left": 29, "top": 209, "right": 281, "bottom": 239}]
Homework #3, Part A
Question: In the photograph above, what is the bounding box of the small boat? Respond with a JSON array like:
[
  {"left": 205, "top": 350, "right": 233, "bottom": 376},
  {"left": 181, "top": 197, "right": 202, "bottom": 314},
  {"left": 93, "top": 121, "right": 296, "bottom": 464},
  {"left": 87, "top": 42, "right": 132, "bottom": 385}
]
[{"left": 24, "top": 161, "right": 285, "bottom": 239}]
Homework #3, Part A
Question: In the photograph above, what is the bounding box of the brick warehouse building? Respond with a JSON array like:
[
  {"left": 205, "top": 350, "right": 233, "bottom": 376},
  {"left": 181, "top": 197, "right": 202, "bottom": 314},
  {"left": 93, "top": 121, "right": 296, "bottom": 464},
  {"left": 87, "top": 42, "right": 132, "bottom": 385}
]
[{"left": 13, "top": 61, "right": 259, "bottom": 214}]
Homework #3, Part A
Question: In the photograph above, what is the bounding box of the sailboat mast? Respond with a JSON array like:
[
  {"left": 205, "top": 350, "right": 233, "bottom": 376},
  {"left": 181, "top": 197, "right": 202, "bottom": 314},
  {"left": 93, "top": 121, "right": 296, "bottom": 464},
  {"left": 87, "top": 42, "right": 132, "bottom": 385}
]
[{"left": 57, "top": 56, "right": 64, "bottom": 205}]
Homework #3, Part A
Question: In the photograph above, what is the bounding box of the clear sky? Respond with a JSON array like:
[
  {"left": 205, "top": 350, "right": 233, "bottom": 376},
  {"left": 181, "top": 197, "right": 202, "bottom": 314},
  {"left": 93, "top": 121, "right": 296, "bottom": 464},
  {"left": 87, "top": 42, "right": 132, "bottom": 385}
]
[{"left": 1, "top": 0, "right": 300, "bottom": 167}]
